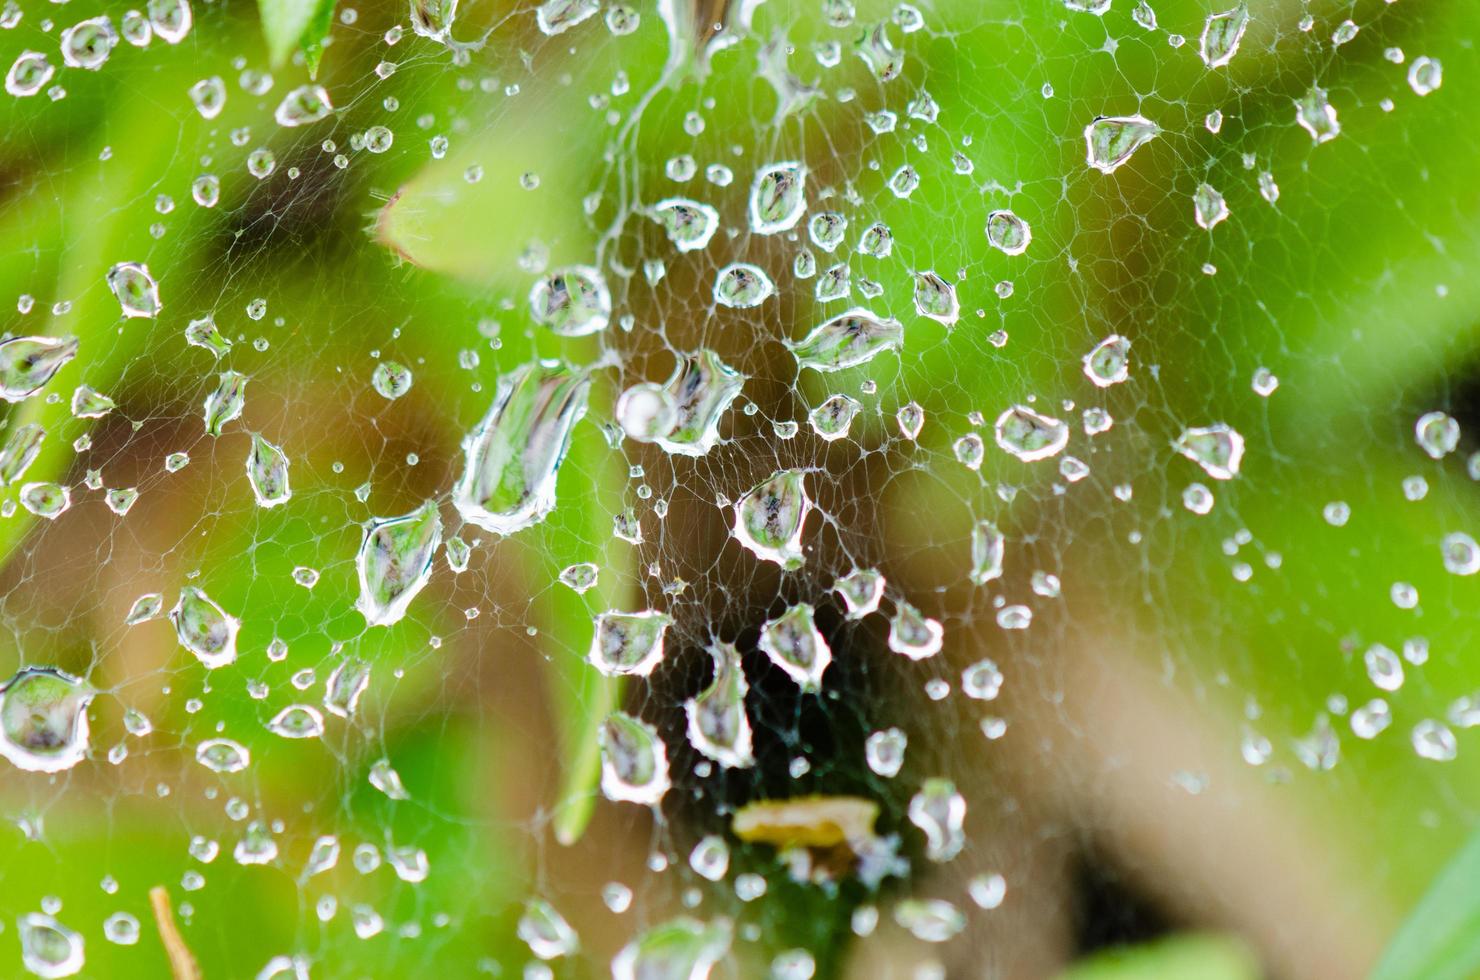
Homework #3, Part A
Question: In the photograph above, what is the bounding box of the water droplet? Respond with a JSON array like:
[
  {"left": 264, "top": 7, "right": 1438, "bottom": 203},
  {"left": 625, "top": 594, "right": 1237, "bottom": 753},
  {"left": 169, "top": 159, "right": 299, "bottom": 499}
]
[
  {"left": 203, "top": 370, "right": 248, "bottom": 436},
  {"left": 268, "top": 704, "right": 325, "bottom": 739},
  {"left": 854, "top": 22, "right": 903, "bottom": 80},
  {"left": 808, "top": 212, "right": 848, "bottom": 252},
  {"left": 6, "top": 51, "right": 54, "bottom": 97},
  {"left": 0, "top": 668, "right": 92, "bottom": 773},
  {"left": 322, "top": 658, "right": 370, "bottom": 719},
  {"left": 909, "top": 778, "right": 966, "bottom": 862},
  {"left": 453, "top": 361, "right": 590, "bottom": 534},
  {"left": 1082, "top": 335, "right": 1131, "bottom": 386},
  {"left": 1194, "top": 183, "right": 1229, "bottom": 230},
  {"left": 970, "top": 521, "right": 1005, "bottom": 585},
  {"left": 559, "top": 562, "right": 598, "bottom": 593},
  {"left": 529, "top": 267, "right": 610, "bottom": 336},
  {"left": 145, "top": 0, "right": 191, "bottom": 42},
  {"left": 1174, "top": 424, "right": 1244, "bottom": 479},
  {"left": 535, "top": 0, "right": 598, "bottom": 34},
  {"left": 105, "top": 488, "right": 138, "bottom": 516},
  {"left": 0, "top": 424, "right": 45, "bottom": 484},
  {"left": 689, "top": 835, "right": 730, "bottom": 882},
  {"left": 410, "top": 0, "right": 457, "bottom": 42},
  {"left": 985, "top": 210, "right": 1031, "bottom": 256},
  {"left": 954, "top": 434, "right": 985, "bottom": 469},
  {"left": 611, "top": 917, "right": 731, "bottom": 980},
  {"left": 733, "top": 470, "right": 811, "bottom": 569},
  {"left": 1351, "top": 699, "right": 1391, "bottom": 739},
  {"left": 786, "top": 308, "right": 904, "bottom": 373},
  {"left": 196, "top": 737, "right": 250, "bottom": 773},
  {"left": 356, "top": 499, "right": 442, "bottom": 627},
  {"left": 865, "top": 727, "right": 906, "bottom": 777},
  {"left": 125, "top": 593, "right": 163, "bottom": 625},
  {"left": 599, "top": 711, "right": 670, "bottom": 806},
  {"left": 245, "top": 433, "right": 290, "bottom": 508},
  {"left": 888, "top": 602, "right": 943, "bottom": 659},
  {"left": 1412, "top": 720, "right": 1457, "bottom": 761},
  {"left": 369, "top": 757, "right": 409, "bottom": 799},
  {"left": 1085, "top": 115, "right": 1161, "bottom": 173},
  {"left": 893, "top": 898, "right": 965, "bottom": 943},
  {"left": 1199, "top": 4, "right": 1249, "bottom": 68},
  {"left": 759, "top": 603, "right": 831, "bottom": 691},
  {"left": 713, "top": 263, "right": 774, "bottom": 308},
  {"left": 651, "top": 198, "right": 719, "bottom": 252},
  {"left": 102, "top": 912, "right": 139, "bottom": 946},
  {"left": 70, "top": 385, "right": 115, "bottom": 419},
  {"left": 1295, "top": 87, "right": 1340, "bottom": 143},
  {"left": 1415, "top": 411, "right": 1459, "bottom": 459},
  {"left": 0, "top": 336, "right": 78, "bottom": 402},
  {"left": 836, "top": 567, "right": 885, "bottom": 619},
  {"left": 809, "top": 393, "right": 861, "bottom": 441},
  {"left": 994, "top": 405, "right": 1069, "bottom": 461},
  {"left": 18, "top": 913, "right": 84, "bottom": 978},
  {"left": 170, "top": 586, "right": 239, "bottom": 669},
  {"left": 1408, "top": 56, "right": 1442, "bottom": 96},
  {"left": 518, "top": 899, "right": 579, "bottom": 960},
  {"left": 748, "top": 162, "right": 807, "bottom": 235},
  {"left": 1183, "top": 483, "right": 1215, "bottom": 514},
  {"left": 1441, "top": 532, "right": 1479, "bottom": 576},
  {"left": 912, "top": 271, "right": 959, "bottom": 326},
  {"left": 588, "top": 610, "right": 673, "bottom": 677},
  {"left": 61, "top": 15, "right": 118, "bottom": 70},
  {"left": 857, "top": 222, "right": 893, "bottom": 257},
  {"left": 20, "top": 482, "right": 70, "bottom": 520},
  {"left": 1365, "top": 643, "right": 1404, "bottom": 692},
  {"left": 685, "top": 643, "right": 754, "bottom": 768}
]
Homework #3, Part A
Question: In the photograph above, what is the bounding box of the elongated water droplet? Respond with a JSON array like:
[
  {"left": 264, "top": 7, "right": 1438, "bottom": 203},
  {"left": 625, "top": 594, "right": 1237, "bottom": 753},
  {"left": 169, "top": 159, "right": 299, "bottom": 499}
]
[
  {"left": 196, "top": 737, "right": 250, "bottom": 773},
  {"left": 888, "top": 602, "right": 943, "bottom": 659},
  {"left": 1083, "top": 335, "right": 1131, "bottom": 386},
  {"left": 370, "top": 757, "right": 409, "bottom": 799},
  {"left": 203, "top": 370, "right": 247, "bottom": 436},
  {"left": 246, "top": 433, "right": 290, "bottom": 508},
  {"left": 324, "top": 658, "right": 371, "bottom": 718},
  {"left": 713, "top": 263, "right": 774, "bottom": 308},
  {"left": 559, "top": 562, "right": 598, "bottom": 593},
  {"left": 894, "top": 899, "right": 965, "bottom": 943},
  {"left": 274, "top": 84, "right": 332, "bottom": 127},
  {"left": 970, "top": 521, "right": 1005, "bottom": 585},
  {"left": 1365, "top": 643, "right": 1404, "bottom": 692},
  {"left": 836, "top": 567, "right": 885, "bottom": 619},
  {"left": 651, "top": 197, "right": 719, "bottom": 252},
  {"left": 599, "top": 711, "right": 671, "bottom": 805},
  {"left": 748, "top": 162, "right": 807, "bottom": 234},
  {"left": 785, "top": 308, "right": 904, "bottom": 372},
  {"left": 70, "top": 385, "right": 115, "bottom": 419},
  {"left": 188, "top": 76, "right": 226, "bottom": 119},
  {"left": 0, "top": 667, "right": 92, "bottom": 773},
  {"left": 855, "top": 22, "right": 903, "bottom": 80},
  {"left": 61, "top": 15, "right": 117, "bottom": 70},
  {"left": 19, "top": 913, "right": 84, "bottom": 978},
  {"left": 897, "top": 402, "right": 924, "bottom": 440},
  {"left": 518, "top": 899, "right": 579, "bottom": 960},
  {"left": 268, "top": 705, "right": 325, "bottom": 739},
  {"left": 356, "top": 499, "right": 442, "bottom": 627},
  {"left": 184, "top": 315, "right": 231, "bottom": 356},
  {"left": 1174, "top": 423, "right": 1244, "bottom": 479},
  {"left": 1084, "top": 115, "right": 1161, "bottom": 173},
  {"left": 6, "top": 51, "right": 54, "bottom": 97},
  {"left": 649, "top": 349, "right": 744, "bottom": 456},
  {"left": 759, "top": 603, "right": 831, "bottom": 691},
  {"left": 106, "top": 262, "right": 160, "bottom": 319},
  {"left": 1199, "top": 4, "right": 1249, "bottom": 68},
  {"left": 809, "top": 393, "right": 861, "bottom": 441},
  {"left": 170, "top": 586, "right": 239, "bottom": 668},
  {"left": 685, "top": 643, "right": 754, "bottom": 768},
  {"left": 588, "top": 610, "right": 673, "bottom": 677},
  {"left": 410, "top": 0, "right": 458, "bottom": 43},
  {"left": 0, "top": 336, "right": 78, "bottom": 402},
  {"left": 909, "top": 778, "right": 966, "bottom": 862},
  {"left": 1295, "top": 87, "right": 1340, "bottom": 143},
  {"left": 453, "top": 361, "right": 590, "bottom": 534},
  {"left": 125, "top": 593, "right": 163, "bottom": 625},
  {"left": 536, "top": 0, "right": 598, "bottom": 34},
  {"left": 733, "top": 470, "right": 811, "bottom": 569},
  {"left": 985, "top": 210, "right": 1031, "bottom": 256},
  {"left": 912, "top": 271, "right": 959, "bottom": 326},
  {"left": 529, "top": 266, "right": 610, "bottom": 336},
  {"left": 611, "top": 917, "right": 732, "bottom": 980},
  {"left": 994, "top": 405, "right": 1070, "bottom": 461},
  {"left": 1194, "top": 183, "right": 1229, "bottom": 229},
  {"left": 0, "top": 423, "right": 45, "bottom": 484}
]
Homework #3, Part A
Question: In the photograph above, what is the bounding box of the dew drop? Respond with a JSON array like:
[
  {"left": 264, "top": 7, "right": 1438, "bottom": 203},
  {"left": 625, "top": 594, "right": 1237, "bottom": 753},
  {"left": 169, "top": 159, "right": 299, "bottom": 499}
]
[
  {"left": 1174, "top": 424, "right": 1245, "bottom": 479},
  {"left": 355, "top": 499, "right": 442, "bottom": 627},
  {"left": 733, "top": 470, "right": 811, "bottom": 569},
  {"left": 0, "top": 668, "right": 92, "bottom": 773},
  {"left": 748, "top": 162, "right": 807, "bottom": 234},
  {"left": 1199, "top": 4, "right": 1249, "bottom": 68},
  {"left": 0, "top": 336, "right": 79, "bottom": 402},
  {"left": 684, "top": 643, "right": 755, "bottom": 769},
  {"left": 588, "top": 610, "right": 673, "bottom": 677},
  {"left": 994, "top": 405, "right": 1070, "bottom": 462},
  {"left": 1084, "top": 115, "right": 1161, "bottom": 173},
  {"left": 599, "top": 711, "right": 670, "bottom": 806},
  {"left": 758, "top": 603, "right": 832, "bottom": 691}
]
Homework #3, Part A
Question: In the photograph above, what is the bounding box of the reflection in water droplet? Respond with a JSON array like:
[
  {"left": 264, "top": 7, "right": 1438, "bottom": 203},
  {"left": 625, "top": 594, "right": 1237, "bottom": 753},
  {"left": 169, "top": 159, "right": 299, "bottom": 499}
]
[
  {"left": 758, "top": 603, "right": 832, "bottom": 691},
  {"left": 733, "top": 470, "right": 811, "bottom": 569},
  {"left": 519, "top": 899, "right": 580, "bottom": 960},
  {"left": 529, "top": 267, "right": 610, "bottom": 336},
  {"left": 685, "top": 643, "right": 754, "bottom": 769},
  {"left": 246, "top": 433, "right": 291, "bottom": 508},
  {"left": 912, "top": 271, "right": 959, "bottom": 326},
  {"left": 1199, "top": 4, "right": 1249, "bottom": 68},
  {"left": 786, "top": 308, "right": 904, "bottom": 373},
  {"left": 18, "top": 912, "right": 84, "bottom": 978},
  {"left": 748, "top": 162, "right": 807, "bottom": 234},
  {"left": 588, "top": 610, "right": 673, "bottom": 677},
  {"left": 713, "top": 263, "right": 774, "bottom": 308},
  {"left": 611, "top": 917, "right": 732, "bottom": 980},
  {"left": 170, "top": 587, "right": 239, "bottom": 668},
  {"left": 196, "top": 737, "right": 250, "bottom": 773},
  {"left": 994, "top": 406, "right": 1070, "bottom": 462},
  {"left": 203, "top": 370, "right": 248, "bottom": 436},
  {"left": 599, "top": 711, "right": 670, "bottom": 806},
  {"left": 356, "top": 500, "right": 443, "bottom": 627},
  {"left": 0, "top": 668, "right": 92, "bottom": 773},
  {"left": 1084, "top": 115, "right": 1161, "bottom": 173},
  {"left": 909, "top": 778, "right": 966, "bottom": 862},
  {"left": 889, "top": 602, "right": 943, "bottom": 659},
  {"left": 1174, "top": 423, "right": 1245, "bottom": 479},
  {"left": 1295, "top": 87, "right": 1340, "bottom": 143},
  {"left": 0, "top": 336, "right": 79, "bottom": 403}
]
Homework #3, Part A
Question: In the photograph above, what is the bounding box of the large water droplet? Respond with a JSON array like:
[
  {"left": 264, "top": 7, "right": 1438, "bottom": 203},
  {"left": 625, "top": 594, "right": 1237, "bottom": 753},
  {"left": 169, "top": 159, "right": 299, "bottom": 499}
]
[
  {"left": 685, "top": 643, "right": 754, "bottom": 768},
  {"left": 733, "top": 470, "right": 811, "bottom": 569},
  {"left": 1082, "top": 335, "right": 1131, "bottom": 386},
  {"left": 599, "top": 711, "right": 670, "bottom": 805},
  {"left": 188, "top": 77, "right": 226, "bottom": 119},
  {"left": 453, "top": 361, "right": 590, "bottom": 534},
  {"left": 60, "top": 15, "right": 117, "bottom": 70},
  {"left": 836, "top": 567, "right": 885, "bottom": 619},
  {"left": 203, "top": 370, "right": 248, "bottom": 436},
  {"left": 323, "top": 658, "right": 371, "bottom": 718},
  {"left": 994, "top": 405, "right": 1070, "bottom": 461},
  {"left": 748, "top": 162, "right": 807, "bottom": 234},
  {"left": 1441, "top": 532, "right": 1479, "bottom": 576},
  {"left": 0, "top": 668, "right": 92, "bottom": 773},
  {"left": 529, "top": 267, "right": 610, "bottom": 336},
  {"left": 888, "top": 602, "right": 943, "bottom": 659},
  {"left": 0, "top": 424, "right": 44, "bottom": 485},
  {"left": 1199, "top": 4, "right": 1249, "bottom": 68},
  {"left": 170, "top": 586, "right": 239, "bottom": 669},
  {"left": 865, "top": 727, "right": 907, "bottom": 777},
  {"left": 809, "top": 393, "right": 861, "bottom": 441},
  {"left": 0, "top": 336, "right": 78, "bottom": 403},
  {"left": 713, "top": 263, "right": 774, "bottom": 308},
  {"left": 758, "top": 603, "right": 832, "bottom": 691},
  {"left": 410, "top": 0, "right": 458, "bottom": 43},
  {"left": 356, "top": 499, "right": 443, "bottom": 627},
  {"left": 196, "top": 737, "right": 250, "bottom": 773},
  {"left": 985, "top": 210, "right": 1031, "bottom": 256},
  {"left": 268, "top": 704, "right": 325, "bottom": 739},
  {"left": 912, "top": 271, "right": 959, "bottom": 326},
  {"left": 18, "top": 913, "right": 84, "bottom": 978},
  {"left": 20, "top": 482, "right": 70, "bottom": 520},
  {"left": 274, "top": 84, "right": 333, "bottom": 127},
  {"left": 106, "top": 262, "right": 161, "bottom": 319},
  {"left": 1295, "top": 87, "right": 1340, "bottom": 143},
  {"left": 1174, "top": 424, "right": 1244, "bottom": 479},
  {"left": 1408, "top": 56, "right": 1442, "bottom": 96},
  {"left": 588, "top": 610, "right": 673, "bottom": 677},
  {"left": 518, "top": 899, "right": 579, "bottom": 960},
  {"left": 650, "top": 197, "right": 719, "bottom": 252},
  {"left": 908, "top": 778, "right": 966, "bottom": 862},
  {"left": 145, "top": 0, "right": 191, "bottom": 42},
  {"left": 245, "top": 433, "right": 291, "bottom": 508},
  {"left": 535, "top": 0, "right": 598, "bottom": 35},
  {"left": 1084, "top": 115, "right": 1161, "bottom": 173},
  {"left": 1194, "top": 183, "right": 1229, "bottom": 230},
  {"left": 785, "top": 308, "right": 904, "bottom": 373},
  {"left": 6, "top": 51, "right": 55, "bottom": 97},
  {"left": 970, "top": 521, "right": 1005, "bottom": 585},
  {"left": 1415, "top": 412, "right": 1459, "bottom": 459},
  {"left": 611, "top": 917, "right": 732, "bottom": 980}
]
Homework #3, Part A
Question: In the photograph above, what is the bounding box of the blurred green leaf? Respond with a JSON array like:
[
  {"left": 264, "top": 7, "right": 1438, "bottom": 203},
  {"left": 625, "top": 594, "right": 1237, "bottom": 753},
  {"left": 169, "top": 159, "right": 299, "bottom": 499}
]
[
  {"left": 258, "top": 0, "right": 336, "bottom": 74},
  {"left": 1057, "top": 933, "right": 1260, "bottom": 980},
  {"left": 1372, "top": 828, "right": 1480, "bottom": 980}
]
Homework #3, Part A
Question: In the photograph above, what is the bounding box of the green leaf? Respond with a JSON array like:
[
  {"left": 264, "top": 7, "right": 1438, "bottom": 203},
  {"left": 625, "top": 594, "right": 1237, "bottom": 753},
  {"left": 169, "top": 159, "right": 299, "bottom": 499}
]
[
  {"left": 1057, "top": 933, "right": 1260, "bottom": 980},
  {"left": 258, "top": 0, "right": 337, "bottom": 74},
  {"left": 1372, "top": 828, "right": 1480, "bottom": 980}
]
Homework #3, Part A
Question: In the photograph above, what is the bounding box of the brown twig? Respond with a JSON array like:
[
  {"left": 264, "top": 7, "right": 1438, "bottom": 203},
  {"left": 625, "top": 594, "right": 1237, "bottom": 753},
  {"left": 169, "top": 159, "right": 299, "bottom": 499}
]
[{"left": 149, "top": 886, "right": 202, "bottom": 980}]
